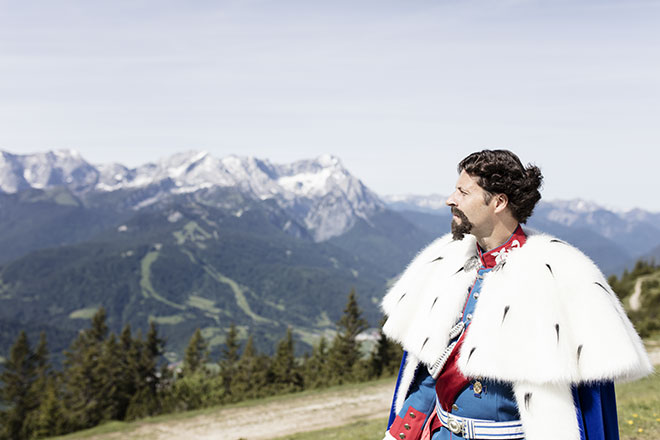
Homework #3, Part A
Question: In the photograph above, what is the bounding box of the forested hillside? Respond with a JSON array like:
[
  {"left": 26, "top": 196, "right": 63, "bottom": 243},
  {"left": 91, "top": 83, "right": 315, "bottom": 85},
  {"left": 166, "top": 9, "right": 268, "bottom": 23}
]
[
  {"left": 0, "top": 291, "right": 402, "bottom": 440},
  {"left": 609, "top": 260, "right": 660, "bottom": 338},
  {"left": 0, "top": 189, "right": 432, "bottom": 364}
]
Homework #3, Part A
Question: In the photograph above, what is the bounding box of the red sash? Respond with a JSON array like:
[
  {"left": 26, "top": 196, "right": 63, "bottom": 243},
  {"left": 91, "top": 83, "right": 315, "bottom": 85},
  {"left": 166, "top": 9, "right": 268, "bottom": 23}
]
[{"left": 435, "top": 225, "right": 527, "bottom": 411}]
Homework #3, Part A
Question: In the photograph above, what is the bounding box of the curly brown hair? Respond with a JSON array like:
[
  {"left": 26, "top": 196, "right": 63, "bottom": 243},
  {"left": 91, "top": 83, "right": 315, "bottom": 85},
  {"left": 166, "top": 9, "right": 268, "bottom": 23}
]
[{"left": 458, "top": 149, "right": 543, "bottom": 224}]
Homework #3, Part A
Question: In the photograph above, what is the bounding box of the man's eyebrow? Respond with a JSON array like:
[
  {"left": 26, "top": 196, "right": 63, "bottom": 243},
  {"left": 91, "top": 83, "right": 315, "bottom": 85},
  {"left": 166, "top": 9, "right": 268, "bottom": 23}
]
[{"left": 457, "top": 186, "right": 469, "bottom": 193}]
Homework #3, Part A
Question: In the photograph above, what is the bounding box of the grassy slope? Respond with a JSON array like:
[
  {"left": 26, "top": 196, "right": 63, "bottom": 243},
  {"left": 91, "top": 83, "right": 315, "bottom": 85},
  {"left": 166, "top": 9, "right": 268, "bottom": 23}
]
[
  {"left": 47, "top": 378, "right": 393, "bottom": 440},
  {"left": 47, "top": 373, "right": 660, "bottom": 440},
  {"left": 273, "top": 375, "right": 660, "bottom": 440},
  {"left": 273, "top": 418, "right": 387, "bottom": 440},
  {"left": 617, "top": 373, "right": 660, "bottom": 440}
]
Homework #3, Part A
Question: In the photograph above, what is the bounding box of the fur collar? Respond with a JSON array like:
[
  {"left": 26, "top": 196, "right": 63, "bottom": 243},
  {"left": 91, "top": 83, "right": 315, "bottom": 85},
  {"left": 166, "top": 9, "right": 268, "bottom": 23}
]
[{"left": 382, "top": 228, "right": 652, "bottom": 385}]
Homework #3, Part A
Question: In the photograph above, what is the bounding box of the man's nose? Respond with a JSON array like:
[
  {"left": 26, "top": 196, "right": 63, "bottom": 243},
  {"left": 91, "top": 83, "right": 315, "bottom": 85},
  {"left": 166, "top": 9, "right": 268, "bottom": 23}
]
[{"left": 446, "top": 193, "right": 456, "bottom": 207}]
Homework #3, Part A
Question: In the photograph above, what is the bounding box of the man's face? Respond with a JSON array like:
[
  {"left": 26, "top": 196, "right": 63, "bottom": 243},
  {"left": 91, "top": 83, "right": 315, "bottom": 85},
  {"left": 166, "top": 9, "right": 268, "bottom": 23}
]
[{"left": 445, "top": 170, "right": 496, "bottom": 240}]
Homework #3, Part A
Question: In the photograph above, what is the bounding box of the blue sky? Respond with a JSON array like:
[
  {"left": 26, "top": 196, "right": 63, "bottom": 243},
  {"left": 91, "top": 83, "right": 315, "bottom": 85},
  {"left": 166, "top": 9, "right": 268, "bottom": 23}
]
[{"left": 1, "top": 0, "right": 659, "bottom": 210}]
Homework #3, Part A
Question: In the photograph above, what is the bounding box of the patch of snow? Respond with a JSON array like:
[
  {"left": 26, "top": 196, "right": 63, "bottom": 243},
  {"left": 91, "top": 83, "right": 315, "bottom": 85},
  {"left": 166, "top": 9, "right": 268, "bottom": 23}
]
[
  {"left": 383, "top": 194, "right": 449, "bottom": 211},
  {"left": 277, "top": 168, "right": 333, "bottom": 197},
  {"left": 168, "top": 211, "right": 183, "bottom": 223},
  {"left": 96, "top": 183, "right": 121, "bottom": 192},
  {"left": 171, "top": 182, "right": 213, "bottom": 194},
  {"left": 133, "top": 194, "right": 162, "bottom": 210},
  {"left": 546, "top": 210, "right": 579, "bottom": 226}
]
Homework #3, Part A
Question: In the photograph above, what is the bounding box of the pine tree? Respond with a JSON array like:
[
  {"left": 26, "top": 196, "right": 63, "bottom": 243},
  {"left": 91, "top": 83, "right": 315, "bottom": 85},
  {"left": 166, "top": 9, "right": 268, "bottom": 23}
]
[
  {"left": 125, "top": 321, "right": 164, "bottom": 419},
  {"left": 166, "top": 328, "right": 226, "bottom": 412},
  {"left": 33, "top": 332, "right": 50, "bottom": 382},
  {"left": 369, "top": 317, "right": 403, "bottom": 378},
  {"left": 303, "top": 336, "right": 330, "bottom": 388},
  {"left": 231, "top": 335, "right": 267, "bottom": 399},
  {"left": 98, "top": 333, "right": 123, "bottom": 421},
  {"left": 218, "top": 324, "right": 240, "bottom": 396},
  {"left": 270, "top": 328, "right": 302, "bottom": 392},
  {"left": 328, "top": 289, "right": 368, "bottom": 383},
  {"left": 0, "top": 331, "right": 39, "bottom": 440},
  {"left": 61, "top": 307, "right": 112, "bottom": 431},
  {"left": 23, "top": 332, "right": 56, "bottom": 438},
  {"left": 30, "top": 376, "right": 64, "bottom": 439},
  {"left": 182, "top": 328, "right": 208, "bottom": 376},
  {"left": 107, "top": 325, "right": 139, "bottom": 420},
  {"left": 88, "top": 307, "right": 109, "bottom": 343},
  {"left": 143, "top": 321, "right": 165, "bottom": 387}
]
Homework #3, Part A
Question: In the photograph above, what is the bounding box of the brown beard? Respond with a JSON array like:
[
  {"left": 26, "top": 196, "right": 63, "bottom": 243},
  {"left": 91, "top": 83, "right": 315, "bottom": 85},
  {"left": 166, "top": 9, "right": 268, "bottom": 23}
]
[{"left": 451, "top": 207, "right": 474, "bottom": 240}]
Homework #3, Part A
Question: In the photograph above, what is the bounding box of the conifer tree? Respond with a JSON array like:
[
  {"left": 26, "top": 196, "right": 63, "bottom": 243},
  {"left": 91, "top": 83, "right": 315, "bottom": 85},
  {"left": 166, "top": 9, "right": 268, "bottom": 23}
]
[
  {"left": 369, "top": 317, "right": 403, "bottom": 378},
  {"left": 143, "top": 321, "right": 165, "bottom": 384},
  {"left": 0, "top": 331, "right": 38, "bottom": 440},
  {"left": 126, "top": 321, "right": 164, "bottom": 419},
  {"left": 30, "top": 376, "right": 64, "bottom": 439},
  {"left": 270, "top": 328, "right": 302, "bottom": 392},
  {"left": 33, "top": 332, "right": 51, "bottom": 382},
  {"left": 303, "top": 336, "right": 330, "bottom": 388},
  {"left": 219, "top": 324, "right": 240, "bottom": 396},
  {"left": 231, "top": 335, "right": 267, "bottom": 399},
  {"left": 23, "top": 332, "right": 56, "bottom": 438},
  {"left": 109, "top": 325, "right": 139, "bottom": 420},
  {"left": 61, "top": 307, "right": 112, "bottom": 431},
  {"left": 99, "top": 333, "right": 123, "bottom": 421},
  {"left": 88, "top": 307, "right": 109, "bottom": 343},
  {"left": 328, "top": 289, "right": 368, "bottom": 383},
  {"left": 182, "top": 328, "right": 208, "bottom": 376},
  {"left": 167, "top": 328, "right": 227, "bottom": 412}
]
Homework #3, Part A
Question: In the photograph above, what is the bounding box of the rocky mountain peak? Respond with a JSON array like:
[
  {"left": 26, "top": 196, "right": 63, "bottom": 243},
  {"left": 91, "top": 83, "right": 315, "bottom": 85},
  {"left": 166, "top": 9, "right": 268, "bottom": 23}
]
[
  {"left": 0, "top": 149, "right": 97, "bottom": 193},
  {"left": 0, "top": 149, "right": 384, "bottom": 242}
]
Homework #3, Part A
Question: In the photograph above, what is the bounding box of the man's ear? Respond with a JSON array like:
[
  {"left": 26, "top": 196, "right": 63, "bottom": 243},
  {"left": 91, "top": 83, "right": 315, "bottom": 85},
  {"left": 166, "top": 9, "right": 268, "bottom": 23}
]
[{"left": 493, "top": 194, "right": 509, "bottom": 213}]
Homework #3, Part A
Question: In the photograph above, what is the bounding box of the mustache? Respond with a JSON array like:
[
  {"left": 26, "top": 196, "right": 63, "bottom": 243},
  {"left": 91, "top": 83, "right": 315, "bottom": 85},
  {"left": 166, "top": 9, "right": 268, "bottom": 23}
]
[{"left": 451, "top": 207, "right": 468, "bottom": 220}]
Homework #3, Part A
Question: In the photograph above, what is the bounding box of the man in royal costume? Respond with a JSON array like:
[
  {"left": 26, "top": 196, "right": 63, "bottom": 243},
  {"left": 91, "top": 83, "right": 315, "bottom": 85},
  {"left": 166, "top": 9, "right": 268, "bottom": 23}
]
[{"left": 382, "top": 150, "right": 652, "bottom": 440}]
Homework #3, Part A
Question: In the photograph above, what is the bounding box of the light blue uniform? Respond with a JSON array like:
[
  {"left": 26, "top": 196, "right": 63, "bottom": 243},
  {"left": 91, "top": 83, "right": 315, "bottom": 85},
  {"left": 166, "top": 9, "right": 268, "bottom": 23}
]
[{"left": 392, "top": 264, "right": 521, "bottom": 439}]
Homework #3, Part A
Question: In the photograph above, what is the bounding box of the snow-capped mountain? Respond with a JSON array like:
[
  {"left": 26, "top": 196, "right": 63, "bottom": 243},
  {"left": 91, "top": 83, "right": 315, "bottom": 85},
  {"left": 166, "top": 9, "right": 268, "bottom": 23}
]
[
  {"left": 382, "top": 194, "right": 450, "bottom": 213},
  {"left": 0, "top": 150, "right": 98, "bottom": 193},
  {"left": 4, "top": 149, "right": 659, "bottom": 258},
  {"left": 0, "top": 149, "right": 383, "bottom": 242}
]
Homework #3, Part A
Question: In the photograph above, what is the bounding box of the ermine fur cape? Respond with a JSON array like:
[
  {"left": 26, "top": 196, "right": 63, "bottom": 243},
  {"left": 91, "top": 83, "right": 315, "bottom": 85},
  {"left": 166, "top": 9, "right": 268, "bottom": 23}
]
[{"left": 382, "top": 229, "right": 652, "bottom": 440}]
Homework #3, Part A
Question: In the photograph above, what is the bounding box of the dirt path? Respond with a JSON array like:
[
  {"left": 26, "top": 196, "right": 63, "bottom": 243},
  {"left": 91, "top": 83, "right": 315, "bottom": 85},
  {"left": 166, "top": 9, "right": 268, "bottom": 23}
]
[
  {"left": 649, "top": 348, "right": 660, "bottom": 366},
  {"left": 67, "top": 345, "right": 660, "bottom": 440},
  {"left": 629, "top": 275, "right": 651, "bottom": 311},
  {"left": 82, "top": 381, "right": 394, "bottom": 440}
]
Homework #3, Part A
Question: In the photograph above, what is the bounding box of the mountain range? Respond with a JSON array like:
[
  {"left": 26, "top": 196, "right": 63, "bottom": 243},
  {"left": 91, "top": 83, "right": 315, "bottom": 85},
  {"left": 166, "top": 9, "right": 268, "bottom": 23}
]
[
  {"left": 384, "top": 195, "right": 660, "bottom": 273},
  {"left": 0, "top": 149, "right": 658, "bottom": 363}
]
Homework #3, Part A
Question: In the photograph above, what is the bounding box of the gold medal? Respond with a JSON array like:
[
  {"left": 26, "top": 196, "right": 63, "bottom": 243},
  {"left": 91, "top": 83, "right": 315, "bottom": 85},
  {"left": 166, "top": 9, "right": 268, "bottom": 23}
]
[{"left": 473, "top": 380, "right": 483, "bottom": 394}]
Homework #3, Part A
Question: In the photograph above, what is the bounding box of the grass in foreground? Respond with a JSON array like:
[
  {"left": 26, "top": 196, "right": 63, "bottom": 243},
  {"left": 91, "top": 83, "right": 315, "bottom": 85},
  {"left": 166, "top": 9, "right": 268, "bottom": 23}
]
[
  {"left": 617, "top": 372, "right": 660, "bottom": 440},
  {"left": 273, "top": 373, "right": 660, "bottom": 440},
  {"left": 272, "top": 418, "right": 387, "bottom": 440},
  {"left": 48, "top": 373, "right": 660, "bottom": 440},
  {"left": 48, "top": 377, "right": 394, "bottom": 439}
]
